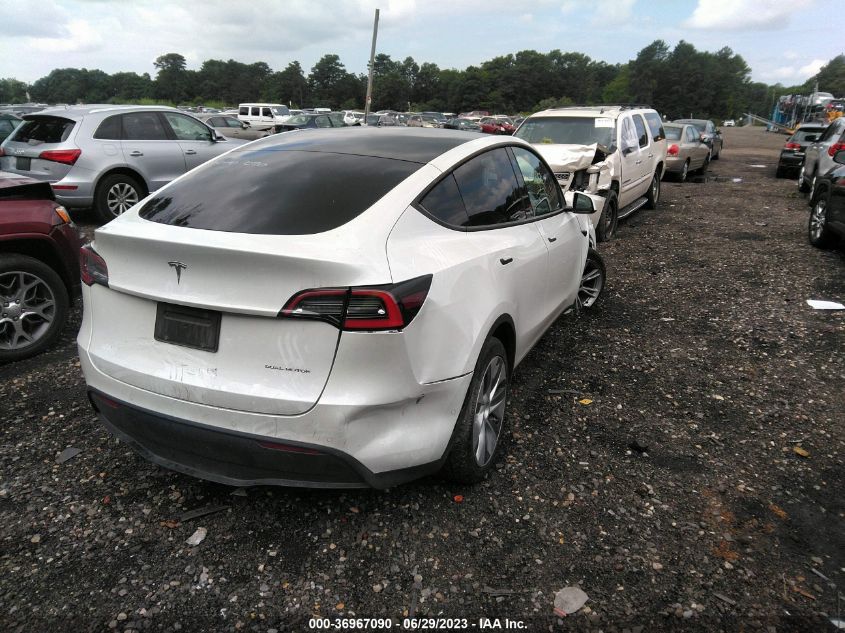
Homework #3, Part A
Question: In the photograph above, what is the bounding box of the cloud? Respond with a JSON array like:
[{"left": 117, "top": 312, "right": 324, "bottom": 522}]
[
  {"left": 684, "top": 0, "right": 814, "bottom": 31},
  {"left": 757, "top": 58, "right": 825, "bottom": 84},
  {"left": 519, "top": 13, "right": 534, "bottom": 23},
  {"left": 590, "top": 0, "right": 636, "bottom": 27}
]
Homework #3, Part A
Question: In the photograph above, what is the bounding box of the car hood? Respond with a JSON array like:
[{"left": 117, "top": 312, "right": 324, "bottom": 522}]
[{"left": 532, "top": 143, "right": 605, "bottom": 171}]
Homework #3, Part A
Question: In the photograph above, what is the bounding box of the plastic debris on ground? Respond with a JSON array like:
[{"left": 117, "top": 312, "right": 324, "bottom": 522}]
[
  {"left": 553, "top": 586, "right": 589, "bottom": 617},
  {"left": 806, "top": 299, "right": 845, "bottom": 310},
  {"left": 185, "top": 527, "right": 207, "bottom": 546}
]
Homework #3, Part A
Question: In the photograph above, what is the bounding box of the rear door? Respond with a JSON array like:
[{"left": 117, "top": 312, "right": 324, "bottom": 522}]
[{"left": 120, "top": 111, "right": 186, "bottom": 192}]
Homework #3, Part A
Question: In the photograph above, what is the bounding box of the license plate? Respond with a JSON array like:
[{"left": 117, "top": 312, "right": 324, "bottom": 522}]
[
  {"left": 16, "top": 157, "right": 31, "bottom": 170},
  {"left": 154, "top": 303, "right": 221, "bottom": 352}
]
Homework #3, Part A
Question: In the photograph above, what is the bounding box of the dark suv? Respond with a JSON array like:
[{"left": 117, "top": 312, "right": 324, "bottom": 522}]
[{"left": 0, "top": 171, "right": 82, "bottom": 361}]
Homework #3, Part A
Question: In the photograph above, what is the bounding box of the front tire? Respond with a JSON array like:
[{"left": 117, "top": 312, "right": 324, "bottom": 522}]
[
  {"left": 808, "top": 189, "right": 835, "bottom": 248},
  {"left": 576, "top": 248, "right": 606, "bottom": 311},
  {"left": 0, "top": 254, "right": 69, "bottom": 363},
  {"left": 95, "top": 173, "right": 146, "bottom": 223},
  {"left": 442, "top": 337, "right": 509, "bottom": 484},
  {"left": 645, "top": 171, "right": 660, "bottom": 209},
  {"left": 798, "top": 164, "right": 811, "bottom": 193},
  {"left": 596, "top": 189, "right": 618, "bottom": 242}
]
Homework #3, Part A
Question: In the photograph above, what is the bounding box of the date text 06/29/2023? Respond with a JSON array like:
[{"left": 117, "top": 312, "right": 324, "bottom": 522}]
[{"left": 307, "top": 617, "right": 527, "bottom": 630}]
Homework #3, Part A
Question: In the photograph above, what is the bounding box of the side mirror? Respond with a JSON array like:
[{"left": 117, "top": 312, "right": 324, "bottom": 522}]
[
  {"left": 241, "top": 122, "right": 249, "bottom": 129},
  {"left": 834, "top": 149, "right": 845, "bottom": 165},
  {"left": 570, "top": 192, "right": 596, "bottom": 214}
]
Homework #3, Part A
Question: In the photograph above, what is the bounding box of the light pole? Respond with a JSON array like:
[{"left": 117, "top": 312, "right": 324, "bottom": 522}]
[{"left": 364, "top": 8, "right": 380, "bottom": 120}]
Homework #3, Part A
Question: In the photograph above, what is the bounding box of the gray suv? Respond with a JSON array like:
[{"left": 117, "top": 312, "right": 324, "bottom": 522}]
[{"left": 0, "top": 105, "right": 245, "bottom": 222}]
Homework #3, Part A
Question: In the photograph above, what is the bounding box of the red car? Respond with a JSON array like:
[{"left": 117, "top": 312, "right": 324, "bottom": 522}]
[
  {"left": 0, "top": 171, "right": 82, "bottom": 361},
  {"left": 478, "top": 117, "right": 515, "bottom": 135}
]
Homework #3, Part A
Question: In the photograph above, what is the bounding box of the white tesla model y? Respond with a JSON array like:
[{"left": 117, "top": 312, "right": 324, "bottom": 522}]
[{"left": 78, "top": 128, "right": 605, "bottom": 488}]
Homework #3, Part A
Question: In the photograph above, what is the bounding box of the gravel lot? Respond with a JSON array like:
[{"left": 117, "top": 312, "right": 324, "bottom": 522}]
[{"left": 1, "top": 126, "right": 843, "bottom": 632}]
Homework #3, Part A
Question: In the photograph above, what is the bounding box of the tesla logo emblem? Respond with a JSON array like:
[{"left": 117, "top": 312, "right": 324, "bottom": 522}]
[{"left": 168, "top": 261, "right": 187, "bottom": 284}]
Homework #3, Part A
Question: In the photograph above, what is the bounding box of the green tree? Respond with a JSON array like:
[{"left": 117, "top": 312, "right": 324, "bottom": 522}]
[
  {"left": 265, "top": 61, "right": 308, "bottom": 106},
  {"left": 813, "top": 54, "right": 845, "bottom": 96},
  {"left": 154, "top": 53, "right": 189, "bottom": 102},
  {"left": 0, "top": 78, "right": 29, "bottom": 103}
]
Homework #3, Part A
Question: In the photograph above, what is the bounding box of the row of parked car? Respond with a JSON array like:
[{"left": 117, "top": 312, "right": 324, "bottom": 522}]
[{"left": 778, "top": 115, "right": 845, "bottom": 248}]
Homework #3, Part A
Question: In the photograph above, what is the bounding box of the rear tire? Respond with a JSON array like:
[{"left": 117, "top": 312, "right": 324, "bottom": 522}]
[
  {"left": 442, "top": 337, "right": 509, "bottom": 484},
  {"left": 678, "top": 160, "right": 690, "bottom": 183},
  {"left": 596, "top": 190, "right": 618, "bottom": 242},
  {"left": 808, "top": 189, "right": 835, "bottom": 248},
  {"left": 95, "top": 173, "right": 146, "bottom": 223},
  {"left": 645, "top": 171, "right": 660, "bottom": 209},
  {"left": 0, "top": 254, "right": 69, "bottom": 363},
  {"left": 798, "top": 164, "right": 811, "bottom": 193}
]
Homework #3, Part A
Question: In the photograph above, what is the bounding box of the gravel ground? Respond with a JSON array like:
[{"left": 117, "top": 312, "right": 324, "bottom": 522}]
[{"left": 1, "top": 126, "right": 843, "bottom": 632}]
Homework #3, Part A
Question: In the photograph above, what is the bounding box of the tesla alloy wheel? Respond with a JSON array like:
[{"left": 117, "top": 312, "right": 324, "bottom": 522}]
[
  {"left": 576, "top": 248, "right": 606, "bottom": 310},
  {"left": 443, "top": 337, "right": 509, "bottom": 483}
]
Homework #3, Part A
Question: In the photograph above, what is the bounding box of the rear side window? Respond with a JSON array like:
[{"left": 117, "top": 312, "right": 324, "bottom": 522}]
[
  {"left": 686, "top": 127, "right": 698, "bottom": 143},
  {"left": 419, "top": 174, "right": 469, "bottom": 226},
  {"left": 139, "top": 149, "right": 421, "bottom": 235},
  {"left": 122, "top": 112, "right": 169, "bottom": 140},
  {"left": 644, "top": 112, "right": 665, "bottom": 141},
  {"left": 239, "top": 106, "right": 248, "bottom": 116},
  {"left": 94, "top": 115, "right": 122, "bottom": 140},
  {"left": 452, "top": 147, "right": 532, "bottom": 227},
  {"left": 11, "top": 116, "right": 75, "bottom": 144},
  {"left": 633, "top": 115, "right": 649, "bottom": 148}
]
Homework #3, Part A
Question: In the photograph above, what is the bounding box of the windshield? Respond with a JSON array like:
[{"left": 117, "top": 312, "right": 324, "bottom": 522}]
[
  {"left": 271, "top": 106, "right": 290, "bottom": 116},
  {"left": 515, "top": 116, "right": 615, "bottom": 147}
]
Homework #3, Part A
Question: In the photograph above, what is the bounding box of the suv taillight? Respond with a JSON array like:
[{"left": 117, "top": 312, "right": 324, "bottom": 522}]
[
  {"left": 39, "top": 149, "right": 81, "bottom": 165},
  {"left": 80, "top": 245, "right": 109, "bottom": 287},
  {"left": 667, "top": 144, "right": 679, "bottom": 156},
  {"left": 280, "top": 275, "right": 432, "bottom": 331},
  {"left": 784, "top": 142, "right": 801, "bottom": 150},
  {"left": 828, "top": 142, "right": 845, "bottom": 157}
]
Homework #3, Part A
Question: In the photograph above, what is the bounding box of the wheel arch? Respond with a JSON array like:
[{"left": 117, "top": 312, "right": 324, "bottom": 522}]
[
  {"left": 94, "top": 167, "right": 149, "bottom": 198},
  {"left": 486, "top": 314, "right": 516, "bottom": 373},
  {"left": 0, "top": 237, "right": 74, "bottom": 297}
]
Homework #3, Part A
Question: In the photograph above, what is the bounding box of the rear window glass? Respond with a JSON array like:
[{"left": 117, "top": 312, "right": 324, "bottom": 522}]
[
  {"left": 11, "top": 116, "right": 75, "bottom": 144},
  {"left": 664, "top": 127, "right": 682, "bottom": 140},
  {"left": 791, "top": 128, "right": 825, "bottom": 142},
  {"left": 139, "top": 149, "right": 421, "bottom": 235}
]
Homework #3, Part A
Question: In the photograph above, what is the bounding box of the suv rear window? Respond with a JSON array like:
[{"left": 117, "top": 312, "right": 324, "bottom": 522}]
[
  {"left": 11, "top": 116, "right": 75, "bottom": 144},
  {"left": 514, "top": 117, "right": 614, "bottom": 148},
  {"left": 643, "top": 112, "right": 665, "bottom": 142},
  {"left": 139, "top": 149, "right": 420, "bottom": 235}
]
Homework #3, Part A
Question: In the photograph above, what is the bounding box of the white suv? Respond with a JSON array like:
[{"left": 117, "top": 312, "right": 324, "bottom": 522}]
[
  {"left": 515, "top": 106, "right": 667, "bottom": 241},
  {"left": 237, "top": 103, "right": 292, "bottom": 132}
]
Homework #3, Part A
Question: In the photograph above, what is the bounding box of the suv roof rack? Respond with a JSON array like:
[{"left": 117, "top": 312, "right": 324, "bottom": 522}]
[{"left": 546, "top": 104, "right": 652, "bottom": 113}]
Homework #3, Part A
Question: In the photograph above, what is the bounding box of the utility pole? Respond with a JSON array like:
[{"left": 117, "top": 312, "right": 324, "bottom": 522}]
[{"left": 364, "top": 8, "right": 380, "bottom": 120}]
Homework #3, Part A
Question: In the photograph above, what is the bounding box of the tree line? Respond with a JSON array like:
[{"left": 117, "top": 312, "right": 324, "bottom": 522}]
[{"left": 2, "top": 43, "right": 843, "bottom": 120}]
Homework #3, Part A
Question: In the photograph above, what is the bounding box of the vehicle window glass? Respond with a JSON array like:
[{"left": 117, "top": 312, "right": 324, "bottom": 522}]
[
  {"left": 262, "top": 107, "right": 272, "bottom": 117},
  {"left": 93, "top": 115, "right": 122, "bottom": 140},
  {"left": 315, "top": 116, "right": 331, "bottom": 128},
  {"left": 239, "top": 106, "right": 248, "bottom": 116},
  {"left": 633, "top": 115, "right": 649, "bottom": 148},
  {"left": 663, "top": 127, "right": 682, "bottom": 141},
  {"left": 251, "top": 107, "right": 260, "bottom": 116},
  {"left": 644, "top": 112, "right": 665, "bottom": 141},
  {"left": 511, "top": 146, "right": 562, "bottom": 217},
  {"left": 10, "top": 116, "right": 75, "bottom": 144},
  {"left": 139, "top": 150, "right": 420, "bottom": 235},
  {"left": 452, "top": 147, "right": 532, "bottom": 227},
  {"left": 226, "top": 117, "right": 242, "bottom": 128},
  {"left": 163, "top": 113, "right": 211, "bottom": 141},
  {"left": 121, "top": 112, "right": 169, "bottom": 141},
  {"left": 515, "top": 116, "right": 615, "bottom": 148},
  {"left": 271, "top": 106, "right": 289, "bottom": 116},
  {"left": 207, "top": 117, "right": 223, "bottom": 127},
  {"left": 620, "top": 118, "right": 638, "bottom": 152},
  {"left": 686, "top": 127, "right": 697, "bottom": 143},
  {"left": 419, "top": 174, "right": 469, "bottom": 226},
  {"left": 0, "top": 120, "right": 13, "bottom": 135}
]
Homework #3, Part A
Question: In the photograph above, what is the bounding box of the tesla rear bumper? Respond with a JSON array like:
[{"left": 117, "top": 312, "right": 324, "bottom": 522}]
[{"left": 88, "top": 390, "right": 447, "bottom": 489}]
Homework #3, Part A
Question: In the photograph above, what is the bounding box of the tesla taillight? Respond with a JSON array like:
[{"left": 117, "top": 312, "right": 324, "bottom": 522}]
[
  {"left": 828, "top": 142, "right": 845, "bottom": 157},
  {"left": 668, "top": 144, "right": 679, "bottom": 156},
  {"left": 39, "top": 149, "right": 81, "bottom": 165},
  {"left": 280, "top": 275, "right": 432, "bottom": 331},
  {"left": 80, "top": 245, "right": 109, "bottom": 287}
]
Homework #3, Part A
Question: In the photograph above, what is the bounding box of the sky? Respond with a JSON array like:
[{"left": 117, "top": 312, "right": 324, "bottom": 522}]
[{"left": 0, "top": 0, "right": 840, "bottom": 87}]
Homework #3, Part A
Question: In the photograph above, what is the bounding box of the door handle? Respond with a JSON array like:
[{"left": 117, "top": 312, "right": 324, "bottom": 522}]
[
  {"left": 129, "top": 151, "right": 143, "bottom": 157},
  {"left": 548, "top": 237, "right": 557, "bottom": 243},
  {"left": 635, "top": 160, "right": 642, "bottom": 165},
  {"left": 499, "top": 257, "right": 513, "bottom": 265},
  {"left": 648, "top": 153, "right": 654, "bottom": 158},
  {"left": 184, "top": 149, "right": 197, "bottom": 155}
]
